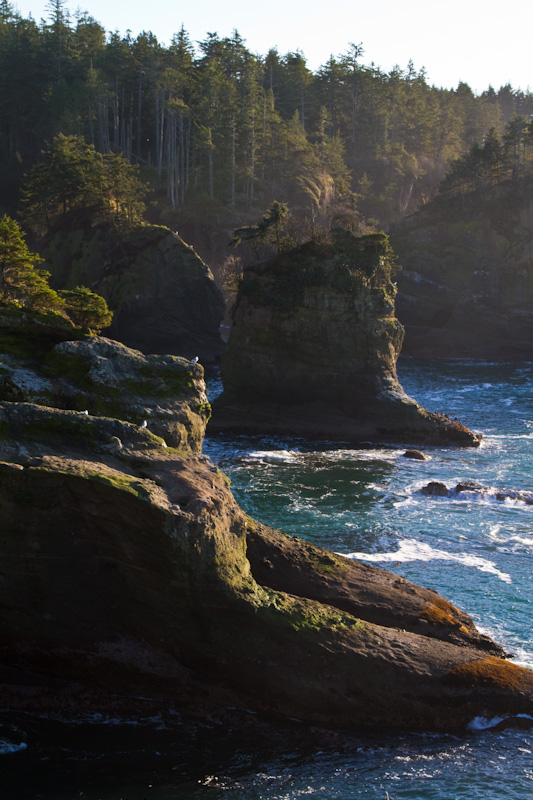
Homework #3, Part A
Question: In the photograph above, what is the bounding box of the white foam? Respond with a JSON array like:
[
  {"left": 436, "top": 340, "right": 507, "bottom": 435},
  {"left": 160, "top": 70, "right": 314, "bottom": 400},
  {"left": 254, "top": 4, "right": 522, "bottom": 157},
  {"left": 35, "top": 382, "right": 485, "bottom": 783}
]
[
  {"left": 342, "top": 539, "right": 512, "bottom": 583},
  {"left": 468, "top": 713, "right": 533, "bottom": 731},
  {"left": 247, "top": 450, "right": 299, "bottom": 463},
  {"left": 468, "top": 716, "right": 507, "bottom": 731}
]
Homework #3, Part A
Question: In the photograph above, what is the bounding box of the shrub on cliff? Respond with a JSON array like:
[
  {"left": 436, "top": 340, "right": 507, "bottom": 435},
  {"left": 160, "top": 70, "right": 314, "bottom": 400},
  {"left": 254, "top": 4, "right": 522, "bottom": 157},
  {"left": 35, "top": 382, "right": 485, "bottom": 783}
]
[
  {"left": 58, "top": 287, "right": 113, "bottom": 333},
  {"left": 0, "top": 215, "right": 112, "bottom": 333}
]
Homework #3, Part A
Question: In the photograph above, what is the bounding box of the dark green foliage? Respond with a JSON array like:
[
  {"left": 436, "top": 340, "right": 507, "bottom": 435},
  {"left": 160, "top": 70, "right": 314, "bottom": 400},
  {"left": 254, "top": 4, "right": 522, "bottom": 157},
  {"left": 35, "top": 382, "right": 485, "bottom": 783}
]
[
  {"left": 0, "top": 215, "right": 64, "bottom": 310},
  {"left": 239, "top": 230, "right": 396, "bottom": 312},
  {"left": 21, "top": 134, "right": 146, "bottom": 232},
  {"left": 58, "top": 286, "right": 113, "bottom": 333},
  {"left": 229, "top": 201, "right": 290, "bottom": 255},
  {"left": 439, "top": 116, "right": 533, "bottom": 196},
  {"left": 0, "top": 215, "right": 112, "bottom": 332},
  {"left": 0, "top": 8, "right": 532, "bottom": 226}
]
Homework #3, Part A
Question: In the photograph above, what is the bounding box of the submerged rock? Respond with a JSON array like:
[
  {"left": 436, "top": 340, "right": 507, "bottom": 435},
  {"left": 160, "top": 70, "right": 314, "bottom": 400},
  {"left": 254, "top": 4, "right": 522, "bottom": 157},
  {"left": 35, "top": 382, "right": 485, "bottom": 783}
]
[
  {"left": 212, "top": 231, "right": 480, "bottom": 447},
  {"left": 403, "top": 449, "right": 429, "bottom": 460},
  {"left": 42, "top": 217, "right": 225, "bottom": 362},
  {"left": 420, "top": 480, "right": 533, "bottom": 505}
]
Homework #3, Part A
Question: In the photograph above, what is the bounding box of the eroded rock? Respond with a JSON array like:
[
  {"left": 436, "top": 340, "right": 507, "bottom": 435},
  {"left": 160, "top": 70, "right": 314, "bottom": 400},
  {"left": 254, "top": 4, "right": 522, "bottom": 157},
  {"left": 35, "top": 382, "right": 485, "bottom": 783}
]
[
  {"left": 0, "top": 319, "right": 209, "bottom": 452},
  {"left": 0, "top": 400, "right": 532, "bottom": 733},
  {"left": 212, "top": 231, "right": 480, "bottom": 447}
]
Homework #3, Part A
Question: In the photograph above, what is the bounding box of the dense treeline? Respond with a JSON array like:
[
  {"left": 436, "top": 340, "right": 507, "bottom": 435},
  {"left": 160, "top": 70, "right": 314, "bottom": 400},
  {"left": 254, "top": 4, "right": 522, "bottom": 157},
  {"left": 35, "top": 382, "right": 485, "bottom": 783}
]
[
  {"left": 2, "top": 0, "right": 533, "bottom": 230},
  {"left": 439, "top": 117, "right": 533, "bottom": 196}
]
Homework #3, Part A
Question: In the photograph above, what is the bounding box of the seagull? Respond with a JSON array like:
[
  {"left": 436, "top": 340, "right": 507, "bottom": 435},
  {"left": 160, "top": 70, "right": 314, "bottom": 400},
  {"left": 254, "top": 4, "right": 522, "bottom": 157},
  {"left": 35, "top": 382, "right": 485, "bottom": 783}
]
[
  {"left": 81, "top": 410, "right": 88, "bottom": 415},
  {"left": 191, "top": 356, "right": 199, "bottom": 363},
  {"left": 141, "top": 420, "right": 147, "bottom": 428}
]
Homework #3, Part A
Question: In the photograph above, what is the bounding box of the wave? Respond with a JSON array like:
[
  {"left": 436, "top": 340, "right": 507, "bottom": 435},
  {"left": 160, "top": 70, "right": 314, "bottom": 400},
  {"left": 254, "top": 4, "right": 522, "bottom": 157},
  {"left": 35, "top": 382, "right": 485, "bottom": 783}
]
[
  {"left": 342, "top": 539, "right": 512, "bottom": 583},
  {"left": 0, "top": 740, "right": 27, "bottom": 755},
  {"left": 468, "top": 714, "right": 533, "bottom": 732},
  {"left": 247, "top": 449, "right": 300, "bottom": 463}
]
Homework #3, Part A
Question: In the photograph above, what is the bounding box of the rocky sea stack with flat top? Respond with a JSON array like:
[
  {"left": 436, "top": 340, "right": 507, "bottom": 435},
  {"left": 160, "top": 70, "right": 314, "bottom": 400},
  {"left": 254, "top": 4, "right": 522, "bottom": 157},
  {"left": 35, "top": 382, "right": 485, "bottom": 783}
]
[{"left": 212, "top": 230, "right": 479, "bottom": 446}]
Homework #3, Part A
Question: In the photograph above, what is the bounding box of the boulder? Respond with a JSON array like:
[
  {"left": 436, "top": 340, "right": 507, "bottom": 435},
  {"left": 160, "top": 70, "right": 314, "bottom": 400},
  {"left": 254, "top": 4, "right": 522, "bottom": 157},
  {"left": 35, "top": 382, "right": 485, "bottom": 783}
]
[
  {"left": 212, "top": 231, "right": 480, "bottom": 447},
  {"left": 42, "top": 218, "right": 225, "bottom": 362},
  {"left": 403, "top": 449, "right": 429, "bottom": 460}
]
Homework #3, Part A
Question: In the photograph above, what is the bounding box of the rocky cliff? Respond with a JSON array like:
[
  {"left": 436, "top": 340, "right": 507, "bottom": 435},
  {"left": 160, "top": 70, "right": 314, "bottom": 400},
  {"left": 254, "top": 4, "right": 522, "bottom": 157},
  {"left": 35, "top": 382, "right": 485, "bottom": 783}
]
[
  {"left": 390, "top": 178, "right": 533, "bottom": 358},
  {"left": 42, "top": 218, "right": 225, "bottom": 362},
  {"left": 212, "top": 230, "right": 479, "bottom": 446},
  {"left": 2, "top": 312, "right": 532, "bottom": 733},
  {"left": 0, "top": 306, "right": 209, "bottom": 452}
]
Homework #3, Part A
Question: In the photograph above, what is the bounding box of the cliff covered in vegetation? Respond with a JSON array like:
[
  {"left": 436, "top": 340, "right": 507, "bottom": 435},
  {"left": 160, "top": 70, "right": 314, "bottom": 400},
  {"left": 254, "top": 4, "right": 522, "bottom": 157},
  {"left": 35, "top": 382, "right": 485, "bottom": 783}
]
[
  {"left": 212, "top": 230, "right": 479, "bottom": 445},
  {"left": 391, "top": 178, "right": 533, "bottom": 358}
]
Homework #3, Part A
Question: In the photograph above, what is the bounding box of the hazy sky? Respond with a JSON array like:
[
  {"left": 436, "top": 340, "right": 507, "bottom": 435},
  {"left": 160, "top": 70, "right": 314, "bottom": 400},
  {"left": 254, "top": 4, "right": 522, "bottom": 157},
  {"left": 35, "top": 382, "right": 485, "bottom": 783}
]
[{"left": 16, "top": 0, "right": 533, "bottom": 94}]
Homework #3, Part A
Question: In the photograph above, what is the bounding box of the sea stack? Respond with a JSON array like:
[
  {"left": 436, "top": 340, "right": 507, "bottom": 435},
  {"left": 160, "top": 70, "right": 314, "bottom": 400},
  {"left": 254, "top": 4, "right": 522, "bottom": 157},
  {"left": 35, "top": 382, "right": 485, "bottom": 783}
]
[{"left": 212, "top": 230, "right": 479, "bottom": 446}]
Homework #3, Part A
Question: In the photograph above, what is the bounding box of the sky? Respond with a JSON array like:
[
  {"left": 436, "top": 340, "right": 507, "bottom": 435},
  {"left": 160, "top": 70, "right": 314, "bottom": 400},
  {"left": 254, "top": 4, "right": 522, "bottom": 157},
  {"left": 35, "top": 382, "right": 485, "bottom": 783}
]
[{"left": 15, "top": 0, "right": 533, "bottom": 94}]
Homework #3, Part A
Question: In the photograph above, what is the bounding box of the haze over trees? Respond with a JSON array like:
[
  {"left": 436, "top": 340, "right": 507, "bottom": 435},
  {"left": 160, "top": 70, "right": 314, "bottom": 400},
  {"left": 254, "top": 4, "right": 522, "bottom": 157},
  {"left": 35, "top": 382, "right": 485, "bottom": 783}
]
[{"left": 1, "top": 0, "right": 533, "bottom": 233}]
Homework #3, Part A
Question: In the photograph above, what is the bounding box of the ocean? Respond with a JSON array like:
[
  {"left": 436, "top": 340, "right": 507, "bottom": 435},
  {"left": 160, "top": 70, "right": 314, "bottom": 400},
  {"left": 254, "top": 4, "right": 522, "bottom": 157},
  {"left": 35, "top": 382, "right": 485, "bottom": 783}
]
[{"left": 3, "top": 358, "right": 533, "bottom": 799}]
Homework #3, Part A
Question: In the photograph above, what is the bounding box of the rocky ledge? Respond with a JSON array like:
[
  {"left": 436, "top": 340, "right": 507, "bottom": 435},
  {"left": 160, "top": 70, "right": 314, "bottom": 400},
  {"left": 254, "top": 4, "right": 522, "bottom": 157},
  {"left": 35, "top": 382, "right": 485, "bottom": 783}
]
[
  {"left": 1, "top": 404, "right": 532, "bottom": 732},
  {"left": 212, "top": 231, "right": 480, "bottom": 447},
  {"left": 0, "top": 307, "right": 209, "bottom": 452},
  {"left": 1, "top": 312, "right": 530, "bottom": 733}
]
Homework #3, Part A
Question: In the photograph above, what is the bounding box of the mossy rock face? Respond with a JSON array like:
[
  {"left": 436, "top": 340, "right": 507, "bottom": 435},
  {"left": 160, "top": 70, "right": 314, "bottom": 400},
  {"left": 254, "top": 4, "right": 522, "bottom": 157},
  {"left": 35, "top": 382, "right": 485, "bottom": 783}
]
[
  {"left": 42, "top": 218, "right": 225, "bottom": 363},
  {"left": 212, "top": 232, "right": 479, "bottom": 447},
  {"left": 391, "top": 177, "right": 533, "bottom": 358},
  {"left": 0, "top": 326, "right": 209, "bottom": 452}
]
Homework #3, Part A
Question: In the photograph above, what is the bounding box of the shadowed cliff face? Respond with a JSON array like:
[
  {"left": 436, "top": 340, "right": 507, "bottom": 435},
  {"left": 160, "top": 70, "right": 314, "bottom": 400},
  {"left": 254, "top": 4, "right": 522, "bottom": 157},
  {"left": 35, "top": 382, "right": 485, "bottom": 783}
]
[
  {"left": 391, "top": 179, "right": 533, "bottom": 358},
  {"left": 212, "top": 231, "right": 480, "bottom": 446},
  {"left": 42, "top": 218, "right": 225, "bottom": 363}
]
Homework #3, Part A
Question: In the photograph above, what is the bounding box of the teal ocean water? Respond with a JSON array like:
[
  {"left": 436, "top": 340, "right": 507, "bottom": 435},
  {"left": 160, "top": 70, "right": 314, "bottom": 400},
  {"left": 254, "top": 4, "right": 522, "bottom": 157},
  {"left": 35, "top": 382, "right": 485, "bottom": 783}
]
[{"left": 4, "top": 359, "right": 533, "bottom": 799}]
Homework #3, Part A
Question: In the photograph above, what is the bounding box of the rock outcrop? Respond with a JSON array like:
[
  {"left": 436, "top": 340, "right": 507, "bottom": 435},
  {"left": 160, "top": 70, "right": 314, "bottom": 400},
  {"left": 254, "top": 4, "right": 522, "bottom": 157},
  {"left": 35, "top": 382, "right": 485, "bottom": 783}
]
[
  {"left": 212, "top": 231, "right": 480, "bottom": 446},
  {"left": 0, "top": 307, "right": 208, "bottom": 452},
  {"left": 43, "top": 217, "right": 225, "bottom": 362},
  {"left": 390, "top": 178, "right": 533, "bottom": 358},
  {"left": 1, "top": 311, "right": 532, "bottom": 733},
  {"left": 1, "top": 400, "right": 533, "bottom": 733}
]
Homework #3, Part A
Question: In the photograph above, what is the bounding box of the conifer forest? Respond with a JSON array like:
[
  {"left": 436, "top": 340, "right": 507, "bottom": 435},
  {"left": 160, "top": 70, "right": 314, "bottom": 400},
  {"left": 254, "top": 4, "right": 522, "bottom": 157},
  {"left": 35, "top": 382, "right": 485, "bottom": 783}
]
[{"left": 2, "top": 0, "right": 533, "bottom": 240}]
